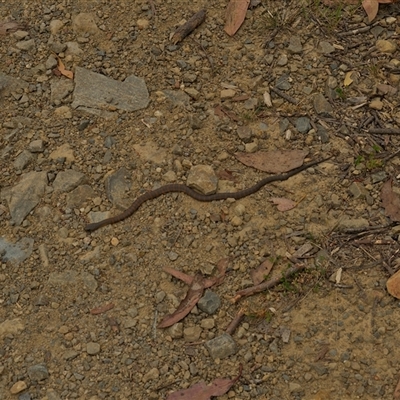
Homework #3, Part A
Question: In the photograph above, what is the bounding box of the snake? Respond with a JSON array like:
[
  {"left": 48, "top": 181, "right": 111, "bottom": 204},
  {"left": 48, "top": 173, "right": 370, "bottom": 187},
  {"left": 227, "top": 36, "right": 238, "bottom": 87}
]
[{"left": 85, "top": 157, "right": 329, "bottom": 232}]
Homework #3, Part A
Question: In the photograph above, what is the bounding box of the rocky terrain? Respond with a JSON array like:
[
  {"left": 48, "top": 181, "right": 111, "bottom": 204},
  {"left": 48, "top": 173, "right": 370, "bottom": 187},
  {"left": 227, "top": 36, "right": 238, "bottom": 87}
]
[{"left": 1, "top": 1, "right": 400, "bottom": 399}]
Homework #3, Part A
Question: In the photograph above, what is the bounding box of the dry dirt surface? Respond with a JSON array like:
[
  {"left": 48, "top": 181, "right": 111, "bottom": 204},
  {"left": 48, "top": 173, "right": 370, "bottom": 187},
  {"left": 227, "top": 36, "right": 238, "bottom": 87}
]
[{"left": 2, "top": 1, "right": 400, "bottom": 399}]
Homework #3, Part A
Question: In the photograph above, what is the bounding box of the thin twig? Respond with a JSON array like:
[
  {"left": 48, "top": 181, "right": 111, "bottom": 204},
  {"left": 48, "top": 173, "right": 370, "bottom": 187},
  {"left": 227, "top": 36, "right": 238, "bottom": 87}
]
[
  {"left": 231, "top": 264, "right": 305, "bottom": 303},
  {"left": 225, "top": 308, "right": 245, "bottom": 335},
  {"left": 270, "top": 86, "right": 298, "bottom": 105},
  {"left": 368, "top": 128, "right": 400, "bottom": 135}
]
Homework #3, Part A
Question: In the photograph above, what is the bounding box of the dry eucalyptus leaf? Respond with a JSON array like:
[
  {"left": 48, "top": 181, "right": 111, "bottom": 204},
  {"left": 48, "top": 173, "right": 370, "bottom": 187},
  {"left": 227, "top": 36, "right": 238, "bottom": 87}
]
[
  {"left": 56, "top": 56, "right": 74, "bottom": 79},
  {"left": 235, "top": 149, "right": 309, "bottom": 173},
  {"left": 167, "top": 365, "right": 242, "bottom": 400},
  {"left": 387, "top": 269, "right": 400, "bottom": 299},
  {"left": 158, "top": 272, "right": 205, "bottom": 328},
  {"left": 250, "top": 259, "right": 273, "bottom": 285},
  {"left": 224, "top": 0, "right": 250, "bottom": 36},
  {"left": 270, "top": 197, "right": 297, "bottom": 211},
  {"left": 381, "top": 179, "right": 400, "bottom": 222}
]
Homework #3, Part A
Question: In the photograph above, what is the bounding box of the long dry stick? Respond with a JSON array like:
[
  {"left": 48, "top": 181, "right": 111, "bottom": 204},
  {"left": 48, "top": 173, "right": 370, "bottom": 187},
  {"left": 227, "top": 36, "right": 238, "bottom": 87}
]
[{"left": 231, "top": 264, "right": 305, "bottom": 303}]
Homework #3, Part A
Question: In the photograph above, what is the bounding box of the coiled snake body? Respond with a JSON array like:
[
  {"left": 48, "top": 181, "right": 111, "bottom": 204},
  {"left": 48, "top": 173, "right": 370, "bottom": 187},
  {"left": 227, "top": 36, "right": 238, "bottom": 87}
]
[{"left": 85, "top": 157, "right": 328, "bottom": 232}]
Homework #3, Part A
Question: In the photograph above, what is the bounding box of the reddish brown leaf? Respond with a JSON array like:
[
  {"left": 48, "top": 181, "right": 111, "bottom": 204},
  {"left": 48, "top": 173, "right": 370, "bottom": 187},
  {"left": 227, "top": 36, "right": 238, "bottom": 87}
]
[
  {"left": 56, "top": 56, "right": 74, "bottom": 79},
  {"left": 158, "top": 272, "right": 205, "bottom": 328},
  {"left": 381, "top": 179, "right": 400, "bottom": 222},
  {"left": 166, "top": 365, "right": 242, "bottom": 400},
  {"left": 224, "top": 0, "right": 251, "bottom": 36},
  {"left": 250, "top": 259, "right": 273, "bottom": 285},
  {"left": 90, "top": 303, "right": 114, "bottom": 315},
  {"left": 163, "top": 266, "right": 193, "bottom": 285},
  {"left": 205, "top": 257, "right": 229, "bottom": 287},
  {"left": 362, "top": 0, "right": 379, "bottom": 22},
  {"left": 235, "top": 149, "right": 309, "bottom": 173},
  {"left": 387, "top": 269, "right": 400, "bottom": 299},
  {"left": 217, "top": 169, "right": 236, "bottom": 182},
  {"left": 0, "top": 21, "right": 26, "bottom": 35},
  {"left": 270, "top": 197, "right": 297, "bottom": 211}
]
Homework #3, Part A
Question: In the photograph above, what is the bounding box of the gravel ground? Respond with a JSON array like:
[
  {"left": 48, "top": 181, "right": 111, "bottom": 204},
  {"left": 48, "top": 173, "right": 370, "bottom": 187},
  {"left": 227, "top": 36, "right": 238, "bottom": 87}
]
[{"left": 1, "top": 1, "right": 400, "bottom": 399}]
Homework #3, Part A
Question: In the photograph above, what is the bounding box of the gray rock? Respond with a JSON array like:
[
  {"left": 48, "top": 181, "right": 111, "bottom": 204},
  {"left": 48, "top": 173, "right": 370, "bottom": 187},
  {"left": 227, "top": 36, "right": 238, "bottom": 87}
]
[
  {"left": 237, "top": 126, "right": 253, "bottom": 143},
  {"left": 63, "top": 350, "right": 79, "bottom": 361},
  {"left": 198, "top": 290, "right": 221, "bottom": 314},
  {"left": 66, "top": 185, "right": 95, "bottom": 208},
  {"left": 0, "top": 237, "right": 34, "bottom": 265},
  {"left": 2, "top": 171, "right": 47, "bottom": 225},
  {"left": 276, "top": 74, "right": 291, "bottom": 90},
  {"left": 279, "top": 118, "right": 290, "bottom": 133},
  {"left": 348, "top": 182, "right": 368, "bottom": 199},
  {"left": 72, "top": 66, "right": 149, "bottom": 115},
  {"left": 318, "top": 41, "right": 335, "bottom": 54},
  {"left": 184, "top": 326, "right": 202, "bottom": 342},
  {"left": 14, "top": 150, "right": 34, "bottom": 170},
  {"left": 49, "top": 41, "right": 67, "bottom": 54},
  {"left": 0, "top": 318, "right": 24, "bottom": 340},
  {"left": 53, "top": 170, "right": 88, "bottom": 192},
  {"left": 288, "top": 36, "right": 302, "bottom": 53},
  {"left": 86, "top": 342, "right": 101, "bottom": 355},
  {"left": 295, "top": 117, "right": 311, "bottom": 133},
  {"left": 168, "top": 323, "right": 183, "bottom": 339},
  {"left": 72, "top": 13, "right": 100, "bottom": 35},
  {"left": 187, "top": 165, "right": 218, "bottom": 195},
  {"left": 16, "top": 39, "right": 36, "bottom": 51},
  {"left": 371, "top": 171, "right": 387, "bottom": 183},
  {"left": 45, "top": 389, "right": 61, "bottom": 400},
  {"left": 45, "top": 55, "right": 58, "bottom": 70},
  {"left": 50, "top": 78, "right": 74, "bottom": 104},
  {"left": 338, "top": 217, "right": 369, "bottom": 231},
  {"left": 277, "top": 53, "right": 288, "bottom": 66},
  {"left": 105, "top": 167, "right": 131, "bottom": 208},
  {"left": 160, "top": 89, "right": 190, "bottom": 107},
  {"left": 28, "top": 139, "right": 44, "bottom": 153},
  {"left": 0, "top": 72, "right": 28, "bottom": 96},
  {"left": 313, "top": 93, "right": 333, "bottom": 116},
  {"left": 205, "top": 334, "right": 237, "bottom": 359},
  {"left": 27, "top": 364, "right": 49, "bottom": 381},
  {"left": 289, "top": 382, "right": 303, "bottom": 393},
  {"left": 315, "top": 124, "right": 329, "bottom": 143},
  {"left": 81, "top": 272, "right": 98, "bottom": 292}
]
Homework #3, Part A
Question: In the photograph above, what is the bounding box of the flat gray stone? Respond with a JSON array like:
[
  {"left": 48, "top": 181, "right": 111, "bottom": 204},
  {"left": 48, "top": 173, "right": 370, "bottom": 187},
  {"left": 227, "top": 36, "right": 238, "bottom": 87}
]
[
  {"left": 51, "top": 78, "right": 74, "bottom": 104},
  {"left": 198, "top": 290, "right": 221, "bottom": 314},
  {"left": 53, "top": 170, "right": 88, "bottom": 192},
  {"left": 205, "top": 334, "right": 237, "bottom": 360},
  {"left": 313, "top": 93, "right": 333, "bottom": 116},
  {"left": 72, "top": 67, "right": 149, "bottom": 115},
  {"left": 2, "top": 171, "right": 47, "bottom": 225},
  {"left": 105, "top": 167, "right": 131, "bottom": 208},
  {"left": 0, "top": 318, "right": 24, "bottom": 339},
  {"left": 66, "top": 185, "right": 95, "bottom": 208},
  {"left": 0, "top": 72, "right": 28, "bottom": 97},
  {"left": 187, "top": 165, "right": 218, "bottom": 195},
  {"left": 27, "top": 364, "right": 49, "bottom": 381},
  {"left": 0, "top": 237, "right": 34, "bottom": 265}
]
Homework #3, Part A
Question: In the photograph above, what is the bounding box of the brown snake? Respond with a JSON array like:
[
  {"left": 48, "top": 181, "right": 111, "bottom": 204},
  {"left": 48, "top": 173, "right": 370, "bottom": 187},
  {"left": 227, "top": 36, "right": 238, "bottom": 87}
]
[{"left": 85, "top": 157, "right": 329, "bottom": 232}]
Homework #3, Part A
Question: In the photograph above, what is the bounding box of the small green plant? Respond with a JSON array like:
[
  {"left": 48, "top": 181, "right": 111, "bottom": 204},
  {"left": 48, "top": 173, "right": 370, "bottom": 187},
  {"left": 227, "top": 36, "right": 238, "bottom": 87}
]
[
  {"left": 335, "top": 87, "right": 346, "bottom": 100},
  {"left": 280, "top": 267, "right": 297, "bottom": 292},
  {"left": 354, "top": 155, "right": 364, "bottom": 166}
]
